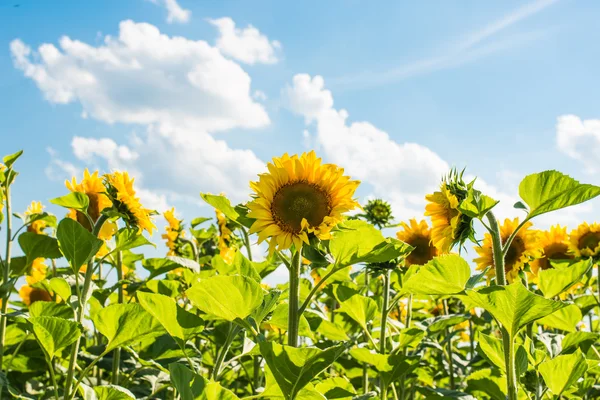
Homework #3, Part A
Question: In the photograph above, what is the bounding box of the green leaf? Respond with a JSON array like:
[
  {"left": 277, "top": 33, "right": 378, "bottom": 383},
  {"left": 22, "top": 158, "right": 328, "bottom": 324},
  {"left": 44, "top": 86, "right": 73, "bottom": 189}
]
[
  {"left": 169, "top": 363, "right": 240, "bottom": 400},
  {"left": 418, "top": 388, "right": 476, "bottom": 400},
  {"left": 191, "top": 217, "right": 211, "bottom": 227},
  {"left": 518, "top": 170, "right": 600, "bottom": 218},
  {"left": 314, "top": 377, "right": 355, "bottom": 399},
  {"left": 537, "top": 304, "right": 582, "bottom": 332},
  {"left": 349, "top": 348, "right": 419, "bottom": 387},
  {"left": 259, "top": 341, "right": 346, "bottom": 400},
  {"left": 3, "top": 150, "right": 23, "bottom": 169},
  {"left": 561, "top": 332, "right": 599, "bottom": 354},
  {"left": 18, "top": 232, "right": 61, "bottom": 272},
  {"left": 93, "top": 303, "right": 164, "bottom": 352},
  {"left": 57, "top": 218, "right": 103, "bottom": 271},
  {"left": 336, "top": 292, "right": 378, "bottom": 332},
  {"left": 538, "top": 258, "right": 593, "bottom": 298},
  {"left": 142, "top": 258, "right": 181, "bottom": 279},
  {"left": 402, "top": 254, "right": 471, "bottom": 296},
  {"left": 186, "top": 275, "right": 264, "bottom": 322},
  {"left": 538, "top": 351, "right": 588, "bottom": 395},
  {"left": 167, "top": 256, "right": 201, "bottom": 273},
  {"left": 267, "top": 303, "right": 314, "bottom": 340},
  {"left": 49, "top": 277, "right": 71, "bottom": 302},
  {"left": 458, "top": 190, "right": 498, "bottom": 219},
  {"left": 113, "top": 228, "right": 155, "bottom": 253},
  {"left": 137, "top": 292, "right": 204, "bottom": 347},
  {"left": 49, "top": 192, "right": 90, "bottom": 212},
  {"left": 476, "top": 333, "right": 528, "bottom": 375},
  {"left": 200, "top": 194, "right": 239, "bottom": 221},
  {"left": 30, "top": 316, "right": 81, "bottom": 360},
  {"left": 329, "top": 220, "right": 413, "bottom": 267},
  {"left": 94, "top": 385, "right": 136, "bottom": 400},
  {"left": 466, "top": 369, "right": 506, "bottom": 400},
  {"left": 398, "top": 327, "right": 425, "bottom": 349},
  {"left": 465, "top": 282, "right": 566, "bottom": 338},
  {"left": 29, "top": 302, "right": 73, "bottom": 319},
  {"left": 423, "top": 314, "right": 469, "bottom": 334}
]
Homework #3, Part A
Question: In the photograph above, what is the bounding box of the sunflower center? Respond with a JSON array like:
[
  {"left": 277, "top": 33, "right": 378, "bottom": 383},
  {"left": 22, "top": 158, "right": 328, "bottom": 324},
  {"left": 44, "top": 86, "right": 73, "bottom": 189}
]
[
  {"left": 406, "top": 235, "right": 435, "bottom": 265},
  {"left": 271, "top": 181, "right": 331, "bottom": 233},
  {"left": 539, "top": 243, "right": 572, "bottom": 270},
  {"left": 579, "top": 232, "right": 600, "bottom": 252},
  {"left": 504, "top": 236, "right": 525, "bottom": 271}
]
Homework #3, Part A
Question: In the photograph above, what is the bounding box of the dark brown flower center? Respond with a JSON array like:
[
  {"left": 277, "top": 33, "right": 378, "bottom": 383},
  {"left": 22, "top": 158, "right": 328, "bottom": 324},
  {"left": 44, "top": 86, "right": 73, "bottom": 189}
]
[
  {"left": 271, "top": 181, "right": 331, "bottom": 233},
  {"left": 539, "top": 243, "right": 572, "bottom": 270},
  {"left": 406, "top": 235, "right": 436, "bottom": 266},
  {"left": 504, "top": 236, "right": 525, "bottom": 271},
  {"left": 579, "top": 232, "right": 600, "bottom": 252}
]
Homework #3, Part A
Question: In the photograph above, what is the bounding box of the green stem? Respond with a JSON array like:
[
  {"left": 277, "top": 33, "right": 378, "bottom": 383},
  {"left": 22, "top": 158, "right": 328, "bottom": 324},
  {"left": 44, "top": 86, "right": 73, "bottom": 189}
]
[
  {"left": 288, "top": 248, "right": 302, "bottom": 347},
  {"left": 0, "top": 180, "right": 13, "bottom": 371},
  {"left": 503, "top": 332, "right": 518, "bottom": 400},
  {"left": 486, "top": 212, "right": 506, "bottom": 286},
  {"left": 64, "top": 214, "right": 109, "bottom": 398},
  {"left": 443, "top": 299, "right": 456, "bottom": 390},
  {"left": 380, "top": 269, "right": 391, "bottom": 400},
  {"left": 5, "top": 332, "right": 28, "bottom": 375},
  {"left": 68, "top": 350, "right": 110, "bottom": 400},
  {"left": 298, "top": 266, "right": 335, "bottom": 315},
  {"left": 111, "top": 251, "right": 124, "bottom": 385},
  {"left": 46, "top": 357, "right": 60, "bottom": 400},
  {"left": 213, "top": 323, "right": 238, "bottom": 380},
  {"left": 181, "top": 238, "right": 199, "bottom": 263},
  {"left": 596, "top": 264, "right": 600, "bottom": 332},
  {"left": 241, "top": 228, "right": 253, "bottom": 262}
]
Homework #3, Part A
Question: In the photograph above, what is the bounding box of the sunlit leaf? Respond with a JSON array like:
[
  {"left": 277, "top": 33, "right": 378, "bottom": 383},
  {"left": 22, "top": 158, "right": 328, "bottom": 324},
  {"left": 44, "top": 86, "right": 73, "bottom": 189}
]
[
  {"left": 402, "top": 254, "right": 471, "bottom": 296},
  {"left": 537, "top": 304, "right": 582, "bottom": 332},
  {"left": 57, "top": 218, "right": 103, "bottom": 271},
  {"left": 30, "top": 316, "right": 81, "bottom": 360},
  {"left": 538, "top": 258, "right": 593, "bottom": 299},
  {"left": 49, "top": 192, "right": 89, "bottom": 213},
  {"left": 538, "top": 351, "right": 587, "bottom": 395}
]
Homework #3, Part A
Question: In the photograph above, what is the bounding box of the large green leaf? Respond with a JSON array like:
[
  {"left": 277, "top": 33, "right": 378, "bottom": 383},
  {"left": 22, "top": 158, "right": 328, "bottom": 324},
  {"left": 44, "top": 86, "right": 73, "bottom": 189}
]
[
  {"left": 186, "top": 275, "right": 264, "bottom": 322},
  {"left": 336, "top": 292, "right": 378, "bottom": 332},
  {"left": 518, "top": 171, "right": 600, "bottom": 218},
  {"left": 561, "top": 332, "right": 599, "bottom": 354},
  {"left": 538, "top": 259, "right": 593, "bottom": 298},
  {"left": 56, "top": 218, "right": 103, "bottom": 271},
  {"left": 18, "top": 232, "right": 61, "bottom": 272},
  {"left": 95, "top": 385, "right": 136, "bottom": 400},
  {"left": 169, "top": 363, "right": 239, "bottom": 400},
  {"left": 402, "top": 254, "right": 471, "bottom": 296},
  {"left": 200, "top": 194, "right": 239, "bottom": 221},
  {"left": 49, "top": 277, "right": 71, "bottom": 302},
  {"left": 458, "top": 190, "right": 498, "bottom": 220},
  {"left": 267, "top": 303, "right": 315, "bottom": 340},
  {"left": 349, "top": 348, "right": 420, "bottom": 387},
  {"left": 329, "top": 220, "right": 413, "bottom": 267},
  {"left": 465, "top": 369, "right": 506, "bottom": 400},
  {"left": 142, "top": 258, "right": 182, "bottom": 279},
  {"left": 3, "top": 150, "right": 23, "bottom": 169},
  {"left": 537, "top": 304, "right": 582, "bottom": 332},
  {"left": 49, "top": 192, "right": 89, "bottom": 213},
  {"left": 29, "top": 301, "right": 73, "bottom": 319},
  {"left": 93, "top": 303, "right": 164, "bottom": 351},
  {"left": 465, "top": 282, "right": 566, "bottom": 337},
  {"left": 113, "top": 228, "right": 155, "bottom": 253},
  {"left": 137, "top": 292, "right": 204, "bottom": 347},
  {"left": 30, "top": 316, "right": 81, "bottom": 360},
  {"left": 538, "top": 351, "right": 588, "bottom": 395},
  {"left": 259, "top": 341, "right": 346, "bottom": 400},
  {"left": 476, "top": 332, "right": 528, "bottom": 375}
]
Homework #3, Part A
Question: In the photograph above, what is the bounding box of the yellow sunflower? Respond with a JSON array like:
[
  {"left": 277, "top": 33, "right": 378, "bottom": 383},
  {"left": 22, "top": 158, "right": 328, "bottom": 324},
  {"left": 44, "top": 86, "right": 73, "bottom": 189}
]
[
  {"left": 424, "top": 185, "right": 462, "bottom": 252},
  {"left": 569, "top": 222, "right": 600, "bottom": 258},
  {"left": 25, "top": 201, "right": 47, "bottom": 234},
  {"left": 162, "top": 207, "right": 184, "bottom": 256},
  {"left": 248, "top": 151, "right": 360, "bottom": 253},
  {"left": 19, "top": 285, "right": 52, "bottom": 306},
  {"left": 530, "top": 225, "right": 573, "bottom": 277},
  {"left": 396, "top": 219, "right": 439, "bottom": 266},
  {"left": 454, "top": 320, "right": 470, "bottom": 343},
  {"left": 26, "top": 258, "right": 47, "bottom": 285},
  {"left": 66, "top": 169, "right": 113, "bottom": 229},
  {"left": 474, "top": 218, "right": 540, "bottom": 283},
  {"left": 216, "top": 209, "right": 236, "bottom": 263},
  {"left": 104, "top": 171, "right": 156, "bottom": 234}
]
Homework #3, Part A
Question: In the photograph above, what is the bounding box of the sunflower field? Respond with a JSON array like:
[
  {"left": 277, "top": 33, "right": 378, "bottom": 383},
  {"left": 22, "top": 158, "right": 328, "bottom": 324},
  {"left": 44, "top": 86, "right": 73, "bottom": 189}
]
[{"left": 2, "top": 149, "right": 600, "bottom": 400}]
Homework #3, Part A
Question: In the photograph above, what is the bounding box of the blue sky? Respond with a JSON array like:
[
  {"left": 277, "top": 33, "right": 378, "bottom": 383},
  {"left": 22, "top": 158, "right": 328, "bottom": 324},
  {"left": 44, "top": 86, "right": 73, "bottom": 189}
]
[{"left": 1, "top": 0, "right": 600, "bottom": 261}]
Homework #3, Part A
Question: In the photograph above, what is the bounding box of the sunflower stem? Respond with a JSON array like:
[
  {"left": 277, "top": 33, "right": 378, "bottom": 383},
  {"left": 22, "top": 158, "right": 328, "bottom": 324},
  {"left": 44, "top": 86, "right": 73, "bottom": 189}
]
[
  {"left": 487, "top": 211, "right": 518, "bottom": 400},
  {"left": 111, "top": 251, "right": 123, "bottom": 385},
  {"left": 288, "top": 247, "right": 302, "bottom": 347},
  {"left": 64, "top": 214, "right": 109, "bottom": 399},
  {"left": 442, "top": 299, "right": 456, "bottom": 390},
  {"left": 596, "top": 264, "right": 600, "bottom": 332},
  {"left": 0, "top": 177, "right": 12, "bottom": 375},
  {"left": 380, "top": 269, "right": 391, "bottom": 399}
]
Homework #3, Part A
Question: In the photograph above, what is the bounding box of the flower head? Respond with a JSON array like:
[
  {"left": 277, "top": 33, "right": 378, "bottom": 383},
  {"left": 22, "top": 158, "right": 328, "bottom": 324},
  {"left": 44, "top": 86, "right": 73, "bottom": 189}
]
[
  {"left": 248, "top": 151, "right": 360, "bottom": 253},
  {"left": 66, "top": 169, "right": 112, "bottom": 229},
  {"left": 569, "top": 222, "right": 600, "bottom": 259},
  {"left": 26, "top": 258, "right": 48, "bottom": 285},
  {"left": 425, "top": 170, "right": 473, "bottom": 252},
  {"left": 397, "top": 219, "right": 439, "bottom": 266},
  {"left": 216, "top": 209, "right": 236, "bottom": 263},
  {"left": 25, "top": 201, "right": 48, "bottom": 234},
  {"left": 530, "top": 225, "right": 573, "bottom": 277},
  {"left": 162, "top": 207, "right": 185, "bottom": 256},
  {"left": 363, "top": 199, "right": 393, "bottom": 228},
  {"left": 104, "top": 171, "right": 156, "bottom": 234},
  {"left": 19, "top": 285, "right": 52, "bottom": 306},
  {"left": 474, "top": 218, "right": 541, "bottom": 283}
]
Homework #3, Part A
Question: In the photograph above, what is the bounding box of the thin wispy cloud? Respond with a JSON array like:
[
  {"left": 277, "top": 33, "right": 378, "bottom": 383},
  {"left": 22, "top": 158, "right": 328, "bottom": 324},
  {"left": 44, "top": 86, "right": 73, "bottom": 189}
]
[{"left": 331, "top": 0, "right": 559, "bottom": 89}]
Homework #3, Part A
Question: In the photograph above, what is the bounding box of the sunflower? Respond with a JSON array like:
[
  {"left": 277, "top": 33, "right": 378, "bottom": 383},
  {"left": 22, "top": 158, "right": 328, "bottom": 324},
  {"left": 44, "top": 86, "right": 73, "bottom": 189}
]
[
  {"left": 162, "top": 208, "right": 185, "bottom": 256},
  {"left": 216, "top": 209, "right": 237, "bottom": 263},
  {"left": 248, "top": 151, "right": 360, "bottom": 253},
  {"left": 530, "top": 225, "right": 573, "bottom": 277},
  {"left": 104, "top": 171, "right": 156, "bottom": 234},
  {"left": 424, "top": 186, "right": 462, "bottom": 253},
  {"left": 66, "top": 169, "right": 113, "bottom": 230},
  {"left": 363, "top": 199, "right": 393, "bottom": 228},
  {"left": 474, "top": 218, "right": 540, "bottom": 283},
  {"left": 454, "top": 320, "right": 470, "bottom": 343},
  {"left": 26, "top": 258, "right": 47, "bottom": 285},
  {"left": 19, "top": 285, "right": 52, "bottom": 306},
  {"left": 25, "top": 201, "right": 47, "bottom": 234},
  {"left": 397, "top": 219, "right": 438, "bottom": 266},
  {"left": 569, "top": 222, "right": 600, "bottom": 259}
]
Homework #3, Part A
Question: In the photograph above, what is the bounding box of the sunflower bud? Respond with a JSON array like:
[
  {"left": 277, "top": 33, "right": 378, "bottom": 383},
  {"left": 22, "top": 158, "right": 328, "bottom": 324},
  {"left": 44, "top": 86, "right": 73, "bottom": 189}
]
[{"left": 362, "top": 199, "right": 393, "bottom": 228}]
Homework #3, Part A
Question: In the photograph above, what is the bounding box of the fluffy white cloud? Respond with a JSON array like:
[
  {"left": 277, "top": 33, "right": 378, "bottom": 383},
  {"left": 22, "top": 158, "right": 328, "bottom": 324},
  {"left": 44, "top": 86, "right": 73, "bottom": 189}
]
[
  {"left": 147, "top": 0, "right": 191, "bottom": 24},
  {"left": 72, "top": 136, "right": 138, "bottom": 169},
  {"left": 556, "top": 114, "right": 600, "bottom": 173},
  {"left": 283, "top": 74, "right": 449, "bottom": 219},
  {"left": 10, "top": 20, "right": 269, "bottom": 132},
  {"left": 209, "top": 17, "right": 281, "bottom": 65}
]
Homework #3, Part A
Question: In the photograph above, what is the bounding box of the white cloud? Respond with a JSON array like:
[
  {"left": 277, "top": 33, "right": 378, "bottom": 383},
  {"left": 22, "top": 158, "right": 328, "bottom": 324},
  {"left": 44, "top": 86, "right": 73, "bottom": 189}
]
[
  {"left": 556, "top": 114, "right": 600, "bottom": 173},
  {"left": 147, "top": 0, "right": 191, "bottom": 24},
  {"left": 283, "top": 74, "right": 449, "bottom": 219},
  {"left": 72, "top": 136, "right": 138, "bottom": 169},
  {"left": 10, "top": 20, "right": 269, "bottom": 132},
  {"left": 209, "top": 17, "right": 281, "bottom": 65},
  {"left": 45, "top": 147, "right": 81, "bottom": 181}
]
